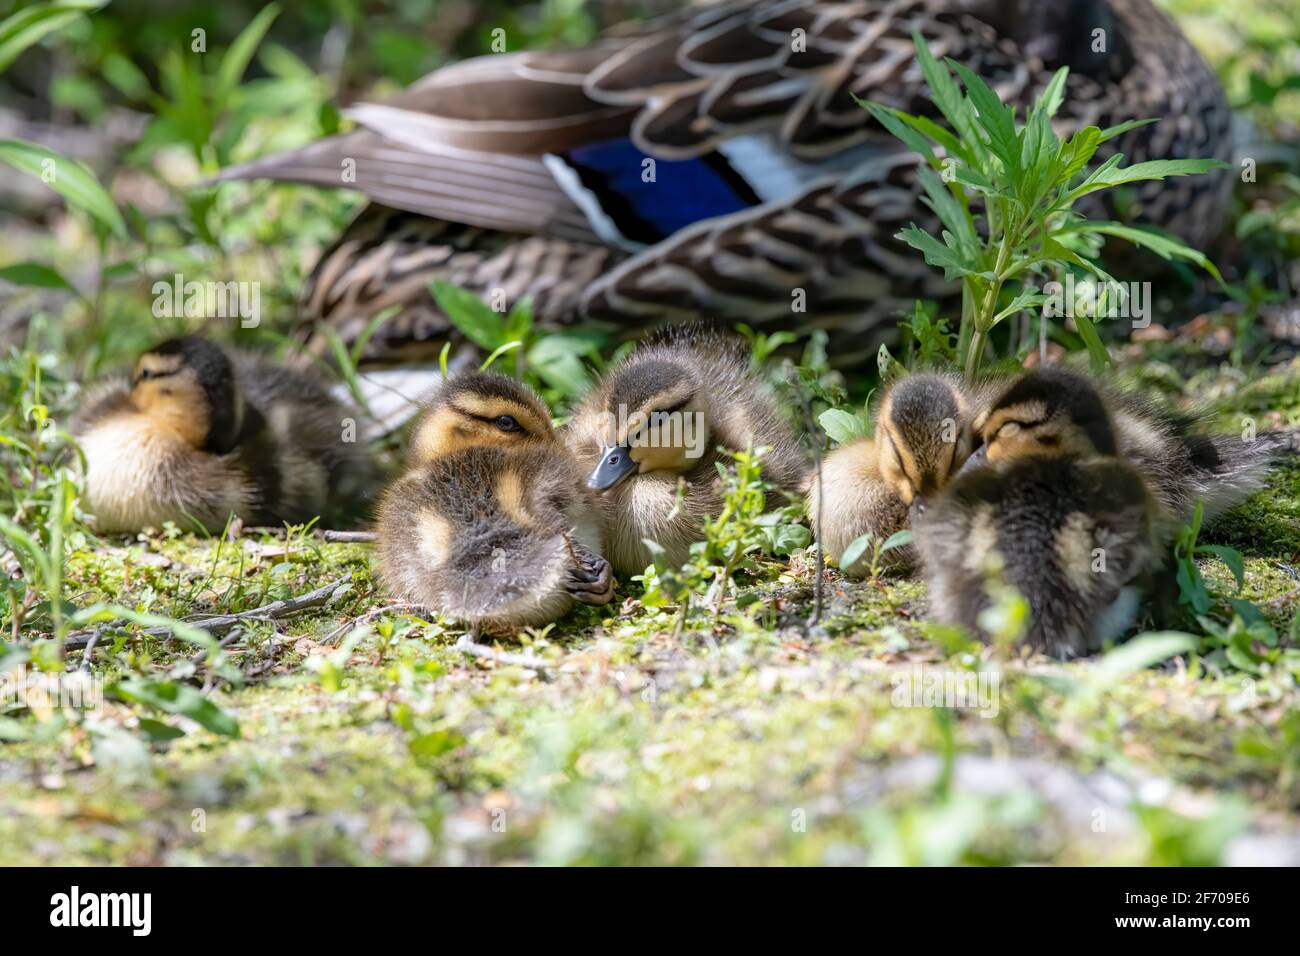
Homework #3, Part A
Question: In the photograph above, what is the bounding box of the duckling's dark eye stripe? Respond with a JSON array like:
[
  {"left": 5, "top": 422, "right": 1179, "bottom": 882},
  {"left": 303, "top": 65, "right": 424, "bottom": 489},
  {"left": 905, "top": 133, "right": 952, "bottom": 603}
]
[
  {"left": 887, "top": 432, "right": 917, "bottom": 488},
  {"left": 132, "top": 368, "right": 180, "bottom": 384}
]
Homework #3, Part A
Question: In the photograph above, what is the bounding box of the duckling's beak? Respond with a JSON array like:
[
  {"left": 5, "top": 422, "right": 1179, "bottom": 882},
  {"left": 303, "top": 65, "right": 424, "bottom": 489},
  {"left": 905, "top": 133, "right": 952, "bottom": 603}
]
[
  {"left": 588, "top": 445, "right": 637, "bottom": 491},
  {"left": 957, "top": 445, "right": 988, "bottom": 476}
]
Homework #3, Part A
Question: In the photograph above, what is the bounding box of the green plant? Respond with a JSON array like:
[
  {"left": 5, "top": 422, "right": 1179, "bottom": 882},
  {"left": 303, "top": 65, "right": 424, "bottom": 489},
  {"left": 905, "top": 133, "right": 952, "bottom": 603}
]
[
  {"left": 430, "top": 280, "right": 603, "bottom": 406},
  {"left": 639, "top": 448, "right": 809, "bottom": 628},
  {"left": 838, "top": 529, "right": 914, "bottom": 581},
  {"left": 865, "top": 33, "right": 1228, "bottom": 377}
]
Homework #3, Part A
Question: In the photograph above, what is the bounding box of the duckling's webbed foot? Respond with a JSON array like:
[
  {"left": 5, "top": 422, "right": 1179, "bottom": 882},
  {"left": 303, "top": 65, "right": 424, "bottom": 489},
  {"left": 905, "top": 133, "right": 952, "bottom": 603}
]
[{"left": 566, "top": 545, "right": 616, "bottom": 605}]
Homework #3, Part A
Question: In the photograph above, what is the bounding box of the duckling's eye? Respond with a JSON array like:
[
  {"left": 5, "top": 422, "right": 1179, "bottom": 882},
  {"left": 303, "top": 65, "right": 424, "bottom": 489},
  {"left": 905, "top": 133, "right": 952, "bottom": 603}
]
[
  {"left": 1037, "top": 435, "right": 1059, "bottom": 447},
  {"left": 494, "top": 415, "right": 522, "bottom": 433}
]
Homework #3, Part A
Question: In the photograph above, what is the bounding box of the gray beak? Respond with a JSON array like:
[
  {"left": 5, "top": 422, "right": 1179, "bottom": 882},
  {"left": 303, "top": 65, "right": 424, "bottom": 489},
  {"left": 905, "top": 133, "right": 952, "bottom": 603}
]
[
  {"left": 957, "top": 444, "right": 988, "bottom": 476},
  {"left": 588, "top": 445, "right": 637, "bottom": 491}
]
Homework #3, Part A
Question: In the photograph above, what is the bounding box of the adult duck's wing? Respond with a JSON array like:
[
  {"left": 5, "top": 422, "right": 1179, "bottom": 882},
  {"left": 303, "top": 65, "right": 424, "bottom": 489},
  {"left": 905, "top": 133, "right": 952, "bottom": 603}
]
[{"left": 212, "top": 1, "right": 1038, "bottom": 240}]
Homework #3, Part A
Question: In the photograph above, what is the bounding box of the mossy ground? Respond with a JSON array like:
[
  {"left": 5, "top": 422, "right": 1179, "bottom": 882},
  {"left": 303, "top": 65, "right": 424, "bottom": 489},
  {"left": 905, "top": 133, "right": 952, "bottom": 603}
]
[{"left": 4, "top": 350, "right": 1300, "bottom": 864}]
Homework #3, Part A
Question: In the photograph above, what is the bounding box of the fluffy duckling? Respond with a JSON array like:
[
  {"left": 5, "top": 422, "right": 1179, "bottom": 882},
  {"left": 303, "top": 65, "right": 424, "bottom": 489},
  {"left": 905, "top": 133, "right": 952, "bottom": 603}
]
[
  {"left": 914, "top": 370, "right": 1162, "bottom": 659},
  {"left": 376, "top": 371, "right": 613, "bottom": 632},
  {"left": 967, "top": 366, "right": 1283, "bottom": 534},
  {"left": 71, "top": 337, "right": 374, "bottom": 533},
  {"left": 565, "top": 327, "right": 807, "bottom": 577},
  {"left": 807, "top": 372, "right": 1002, "bottom": 574}
]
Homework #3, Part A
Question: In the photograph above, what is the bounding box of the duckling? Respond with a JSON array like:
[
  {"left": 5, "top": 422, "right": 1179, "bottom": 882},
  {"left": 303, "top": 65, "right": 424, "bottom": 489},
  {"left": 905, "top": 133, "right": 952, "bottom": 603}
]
[
  {"left": 70, "top": 336, "right": 375, "bottom": 533},
  {"left": 376, "top": 371, "right": 613, "bottom": 632},
  {"left": 565, "top": 327, "right": 807, "bottom": 577},
  {"left": 967, "top": 366, "right": 1284, "bottom": 533},
  {"left": 914, "top": 370, "right": 1163, "bottom": 658},
  {"left": 807, "top": 372, "right": 1004, "bottom": 575}
]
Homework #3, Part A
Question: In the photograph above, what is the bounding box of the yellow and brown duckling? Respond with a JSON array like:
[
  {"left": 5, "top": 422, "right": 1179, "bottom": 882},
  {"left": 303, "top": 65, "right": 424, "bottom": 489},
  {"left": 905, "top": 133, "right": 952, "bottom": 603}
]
[
  {"left": 565, "top": 327, "right": 807, "bottom": 577},
  {"left": 913, "top": 369, "right": 1164, "bottom": 659},
  {"left": 376, "top": 371, "right": 614, "bottom": 632},
  {"left": 807, "top": 372, "right": 1003, "bottom": 575},
  {"left": 70, "top": 336, "right": 375, "bottom": 533}
]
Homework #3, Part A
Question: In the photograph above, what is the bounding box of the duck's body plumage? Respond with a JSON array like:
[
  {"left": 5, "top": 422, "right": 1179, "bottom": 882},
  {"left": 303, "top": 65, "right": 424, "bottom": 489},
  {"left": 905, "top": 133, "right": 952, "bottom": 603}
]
[
  {"left": 375, "top": 370, "right": 614, "bottom": 631},
  {"left": 376, "top": 445, "right": 608, "bottom": 631},
  {"left": 808, "top": 370, "right": 1005, "bottom": 573},
  {"left": 70, "top": 340, "right": 374, "bottom": 533},
  {"left": 566, "top": 327, "right": 806, "bottom": 576},
  {"left": 216, "top": 0, "right": 1231, "bottom": 367},
  {"left": 915, "top": 452, "right": 1159, "bottom": 658},
  {"left": 916, "top": 366, "right": 1283, "bottom": 658}
]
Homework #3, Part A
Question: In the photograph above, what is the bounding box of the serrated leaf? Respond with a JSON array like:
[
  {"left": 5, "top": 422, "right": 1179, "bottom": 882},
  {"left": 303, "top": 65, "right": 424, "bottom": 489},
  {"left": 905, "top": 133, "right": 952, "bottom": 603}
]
[
  {"left": 948, "top": 60, "right": 1019, "bottom": 173},
  {"left": 895, "top": 224, "right": 975, "bottom": 280},
  {"left": 992, "top": 288, "right": 1047, "bottom": 325},
  {"left": 1063, "top": 221, "right": 1223, "bottom": 282},
  {"left": 916, "top": 166, "right": 978, "bottom": 256},
  {"left": 0, "top": 139, "right": 126, "bottom": 238},
  {"left": 1063, "top": 157, "right": 1230, "bottom": 207},
  {"left": 911, "top": 31, "right": 982, "bottom": 152}
]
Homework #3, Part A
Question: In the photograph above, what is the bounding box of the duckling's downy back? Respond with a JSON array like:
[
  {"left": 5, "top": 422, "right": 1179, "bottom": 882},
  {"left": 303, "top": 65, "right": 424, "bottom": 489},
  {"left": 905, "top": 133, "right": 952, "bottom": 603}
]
[{"left": 376, "top": 444, "right": 605, "bottom": 632}]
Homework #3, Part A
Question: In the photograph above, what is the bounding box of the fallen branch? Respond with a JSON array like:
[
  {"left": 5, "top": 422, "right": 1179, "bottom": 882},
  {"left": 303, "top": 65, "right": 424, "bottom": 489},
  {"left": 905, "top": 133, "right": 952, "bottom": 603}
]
[
  {"left": 237, "top": 526, "right": 376, "bottom": 543},
  {"left": 64, "top": 578, "right": 351, "bottom": 651},
  {"left": 455, "top": 633, "right": 555, "bottom": 676}
]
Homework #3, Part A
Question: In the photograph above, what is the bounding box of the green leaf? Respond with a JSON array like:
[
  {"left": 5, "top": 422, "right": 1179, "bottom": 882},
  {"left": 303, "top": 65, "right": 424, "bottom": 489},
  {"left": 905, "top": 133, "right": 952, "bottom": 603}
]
[
  {"left": 0, "top": 139, "right": 126, "bottom": 238},
  {"left": 1096, "top": 117, "right": 1158, "bottom": 143},
  {"left": 839, "top": 533, "right": 873, "bottom": 572},
  {"left": 529, "top": 335, "right": 594, "bottom": 400},
  {"left": 0, "top": 1, "right": 105, "bottom": 75},
  {"left": 1062, "top": 221, "right": 1223, "bottom": 282},
  {"left": 916, "top": 166, "right": 978, "bottom": 257},
  {"left": 112, "top": 679, "right": 240, "bottom": 737},
  {"left": 895, "top": 224, "right": 975, "bottom": 280},
  {"left": 911, "top": 32, "right": 982, "bottom": 150},
  {"left": 1086, "top": 632, "right": 1197, "bottom": 690},
  {"left": 991, "top": 288, "right": 1048, "bottom": 326},
  {"left": 948, "top": 60, "right": 1019, "bottom": 173},
  {"left": 1198, "top": 545, "right": 1246, "bottom": 592},
  {"left": 862, "top": 101, "right": 935, "bottom": 161},
  {"left": 1072, "top": 310, "right": 1112, "bottom": 372},
  {"left": 480, "top": 340, "right": 522, "bottom": 371},
  {"left": 138, "top": 718, "right": 186, "bottom": 742},
  {"left": 1053, "top": 126, "right": 1102, "bottom": 186},
  {"left": 818, "top": 408, "right": 868, "bottom": 445},
  {"left": 215, "top": 3, "right": 281, "bottom": 109},
  {"left": 1033, "top": 67, "right": 1070, "bottom": 119},
  {"left": 879, "top": 530, "right": 914, "bottom": 554},
  {"left": 1063, "top": 157, "right": 1230, "bottom": 207},
  {"left": 0, "top": 261, "right": 77, "bottom": 293},
  {"left": 431, "top": 281, "right": 505, "bottom": 352}
]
